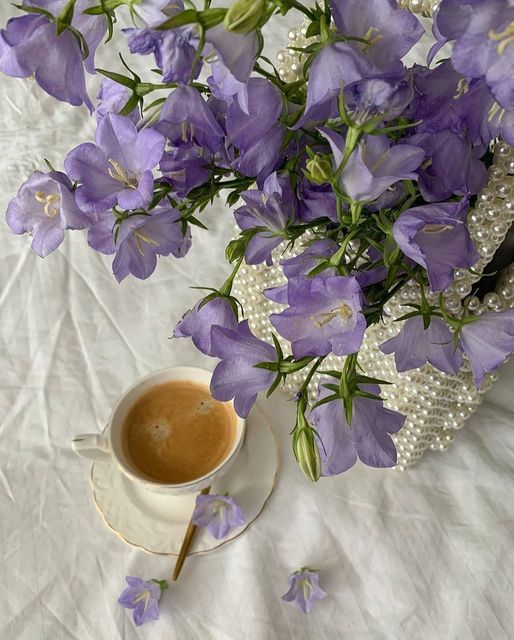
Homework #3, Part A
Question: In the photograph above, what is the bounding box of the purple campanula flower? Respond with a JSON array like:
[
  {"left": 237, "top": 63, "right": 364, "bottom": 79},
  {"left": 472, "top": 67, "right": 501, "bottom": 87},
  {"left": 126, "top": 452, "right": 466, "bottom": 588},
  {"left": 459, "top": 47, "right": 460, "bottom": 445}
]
[
  {"left": 344, "top": 69, "right": 414, "bottom": 126},
  {"left": 6, "top": 170, "right": 86, "bottom": 257},
  {"left": 0, "top": 0, "right": 107, "bottom": 111},
  {"left": 459, "top": 310, "right": 514, "bottom": 386},
  {"left": 310, "top": 383, "right": 405, "bottom": 474},
  {"left": 210, "top": 320, "right": 276, "bottom": 417},
  {"left": 226, "top": 78, "right": 282, "bottom": 151},
  {"left": 174, "top": 297, "right": 238, "bottom": 356},
  {"left": 96, "top": 78, "right": 139, "bottom": 124},
  {"left": 234, "top": 172, "right": 296, "bottom": 265},
  {"left": 393, "top": 200, "right": 479, "bottom": 292},
  {"left": 281, "top": 569, "right": 327, "bottom": 613},
  {"left": 298, "top": 179, "right": 338, "bottom": 223},
  {"left": 380, "top": 316, "right": 463, "bottom": 374},
  {"left": 157, "top": 85, "right": 225, "bottom": 153},
  {"left": 330, "top": 0, "right": 424, "bottom": 68},
  {"left": 132, "top": 0, "right": 181, "bottom": 27},
  {"left": 208, "top": 61, "right": 249, "bottom": 115},
  {"left": 270, "top": 275, "right": 366, "bottom": 359},
  {"left": 191, "top": 493, "right": 244, "bottom": 539},
  {"left": 233, "top": 124, "right": 286, "bottom": 183},
  {"left": 160, "top": 143, "right": 211, "bottom": 197},
  {"left": 87, "top": 206, "right": 190, "bottom": 281},
  {"left": 406, "top": 131, "right": 487, "bottom": 203},
  {"left": 293, "top": 42, "right": 373, "bottom": 129},
  {"left": 118, "top": 576, "right": 167, "bottom": 626},
  {"left": 281, "top": 239, "right": 339, "bottom": 278},
  {"left": 205, "top": 24, "right": 259, "bottom": 83},
  {"left": 124, "top": 26, "right": 199, "bottom": 84},
  {"left": 320, "top": 128, "right": 424, "bottom": 204},
  {"left": 435, "top": 0, "right": 514, "bottom": 110},
  {"left": 65, "top": 114, "right": 165, "bottom": 214}
]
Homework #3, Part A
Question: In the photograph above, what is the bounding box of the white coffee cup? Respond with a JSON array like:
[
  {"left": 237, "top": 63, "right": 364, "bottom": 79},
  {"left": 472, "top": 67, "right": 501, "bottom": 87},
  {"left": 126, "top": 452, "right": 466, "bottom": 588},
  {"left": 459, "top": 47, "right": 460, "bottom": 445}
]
[{"left": 72, "top": 366, "right": 246, "bottom": 495}]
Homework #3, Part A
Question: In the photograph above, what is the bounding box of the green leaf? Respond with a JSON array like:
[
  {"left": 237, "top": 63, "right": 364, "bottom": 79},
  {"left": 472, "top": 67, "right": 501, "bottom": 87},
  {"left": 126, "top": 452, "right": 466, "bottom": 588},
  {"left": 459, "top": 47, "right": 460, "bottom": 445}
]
[
  {"left": 56, "top": 0, "right": 77, "bottom": 35},
  {"left": 119, "top": 92, "right": 140, "bottom": 117},
  {"left": 305, "top": 20, "right": 320, "bottom": 37},
  {"left": 311, "top": 393, "right": 339, "bottom": 411},
  {"left": 157, "top": 8, "right": 200, "bottom": 29},
  {"left": 96, "top": 68, "right": 135, "bottom": 89}
]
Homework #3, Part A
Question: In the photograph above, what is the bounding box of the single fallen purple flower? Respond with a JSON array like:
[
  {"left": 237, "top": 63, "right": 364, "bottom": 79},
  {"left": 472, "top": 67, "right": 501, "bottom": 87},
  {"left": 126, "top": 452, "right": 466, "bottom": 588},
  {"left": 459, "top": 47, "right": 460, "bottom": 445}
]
[
  {"left": 330, "top": 0, "right": 424, "bottom": 67},
  {"left": 380, "top": 316, "right": 463, "bottom": 374},
  {"left": 459, "top": 309, "right": 514, "bottom": 386},
  {"left": 205, "top": 24, "right": 259, "bottom": 83},
  {"left": 96, "top": 78, "right": 138, "bottom": 124},
  {"left": 393, "top": 200, "right": 479, "bottom": 292},
  {"left": 174, "top": 297, "right": 238, "bottom": 356},
  {"left": 406, "top": 130, "right": 487, "bottom": 202},
  {"left": 157, "top": 85, "right": 225, "bottom": 153},
  {"left": 0, "top": 1, "right": 107, "bottom": 111},
  {"left": 292, "top": 42, "right": 373, "bottom": 129},
  {"left": 310, "top": 383, "right": 405, "bottom": 474},
  {"left": 208, "top": 61, "right": 249, "bottom": 115},
  {"left": 320, "top": 128, "right": 424, "bottom": 203},
  {"left": 64, "top": 114, "right": 165, "bottom": 214},
  {"left": 271, "top": 275, "right": 366, "bottom": 359},
  {"left": 124, "top": 25, "right": 199, "bottom": 84},
  {"left": 210, "top": 320, "right": 276, "bottom": 417},
  {"left": 6, "top": 170, "right": 86, "bottom": 257},
  {"left": 192, "top": 493, "right": 244, "bottom": 539},
  {"left": 234, "top": 172, "right": 296, "bottom": 265},
  {"left": 118, "top": 576, "right": 167, "bottom": 626},
  {"left": 281, "top": 569, "right": 327, "bottom": 613}
]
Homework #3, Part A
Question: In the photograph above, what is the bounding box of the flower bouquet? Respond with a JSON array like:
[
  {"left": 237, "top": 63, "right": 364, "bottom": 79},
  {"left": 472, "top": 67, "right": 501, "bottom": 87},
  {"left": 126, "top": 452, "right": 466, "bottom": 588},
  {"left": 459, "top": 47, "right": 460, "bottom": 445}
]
[{"left": 2, "top": 0, "right": 514, "bottom": 481}]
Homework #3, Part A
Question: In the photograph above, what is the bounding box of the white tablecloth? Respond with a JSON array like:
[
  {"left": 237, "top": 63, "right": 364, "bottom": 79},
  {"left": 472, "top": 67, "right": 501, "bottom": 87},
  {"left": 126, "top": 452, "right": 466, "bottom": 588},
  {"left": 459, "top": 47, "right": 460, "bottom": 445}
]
[{"left": 1, "top": 6, "right": 513, "bottom": 639}]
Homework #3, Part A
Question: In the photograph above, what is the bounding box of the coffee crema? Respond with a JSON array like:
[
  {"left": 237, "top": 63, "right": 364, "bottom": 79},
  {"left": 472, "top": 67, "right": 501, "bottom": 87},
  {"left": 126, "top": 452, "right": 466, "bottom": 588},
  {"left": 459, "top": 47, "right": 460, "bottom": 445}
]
[{"left": 121, "top": 380, "right": 236, "bottom": 484}]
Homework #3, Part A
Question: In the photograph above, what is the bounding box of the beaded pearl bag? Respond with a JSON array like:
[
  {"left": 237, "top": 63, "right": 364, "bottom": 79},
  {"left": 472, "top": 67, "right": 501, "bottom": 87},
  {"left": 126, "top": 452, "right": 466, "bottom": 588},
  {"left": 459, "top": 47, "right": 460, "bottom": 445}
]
[{"left": 232, "top": 6, "right": 514, "bottom": 469}]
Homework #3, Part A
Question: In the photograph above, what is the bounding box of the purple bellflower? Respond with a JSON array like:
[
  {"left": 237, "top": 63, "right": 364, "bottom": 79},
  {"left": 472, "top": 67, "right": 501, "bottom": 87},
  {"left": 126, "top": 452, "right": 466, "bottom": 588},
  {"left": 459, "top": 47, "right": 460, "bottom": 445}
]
[
  {"left": 119, "top": 576, "right": 167, "bottom": 626},
  {"left": 160, "top": 143, "right": 211, "bottom": 197},
  {"left": 234, "top": 172, "right": 296, "bottom": 265},
  {"left": 86, "top": 206, "right": 191, "bottom": 281},
  {"left": 132, "top": 0, "right": 181, "bottom": 28},
  {"left": 380, "top": 315, "right": 463, "bottom": 374},
  {"left": 0, "top": 0, "right": 107, "bottom": 111},
  {"left": 96, "top": 78, "right": 139, "bottom": 124},
  {"left": 65, "top": 114, "right": 165, "bottom": 214},
  {"left": 393, "top": 200, "right": 479, "bottom": 292},
  {"left": 205, "top": 24, "right": 259, "bottom": 83},
  {"left": 320, "top": 128, "right": 424, "bottom": 203},
  {"left": 157, "top": 85, "right": 225, "bottom": 153},
  {"left": 208, "top": 61, "right": 249, "bottom": 115},
  {"left": 6, "top": 170, "right": 86, "bottom": 258},
  {"left": 310, "top": 383, "right": 405, "bottom": 474},
  {"left": 271, "top": 275, "right": 366, "bottom": 359},
  {"left": 210, "top": 320, "right": 276, "bottom": 417},
  {"left": 192, "top": 493, "right": 244, "bottom": 539},
  {"left": 330, "top": 0, "right": 424, "bottom": 68},
  {"left": 435, "top": 0, "right": 514, "bottom": 110},
  {"left": 174, "top": 297, "right": 238, "bottom": 356},
  {"left": 406, "top": 131, "right": 487, "bottom": 202},
  {"left": 281, "top": 569, "right": 327, "bottom": 613},
  {"left": 459, "top": 309, "right": 514, "bottom": 386}
]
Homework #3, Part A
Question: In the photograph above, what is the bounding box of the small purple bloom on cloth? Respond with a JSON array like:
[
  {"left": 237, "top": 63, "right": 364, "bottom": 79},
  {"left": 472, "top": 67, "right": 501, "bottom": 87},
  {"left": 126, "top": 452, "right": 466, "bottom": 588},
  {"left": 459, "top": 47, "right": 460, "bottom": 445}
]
[
  {"left": 192, "top": 493, "right": 244, "bottom": 539},
  {"left": 281, "top": 568, "right": 327, "bottom": 613},
  {"left": 118, "top": 576, "right": 168, "bottom": 626},
  {"left": 6, "top": 170, "right": 86, "bottom": 257}
]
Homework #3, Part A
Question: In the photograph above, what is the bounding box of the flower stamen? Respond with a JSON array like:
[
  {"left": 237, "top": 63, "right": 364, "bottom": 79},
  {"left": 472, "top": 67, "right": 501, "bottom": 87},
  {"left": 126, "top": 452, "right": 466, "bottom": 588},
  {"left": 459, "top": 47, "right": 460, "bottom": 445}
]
[
  {"left": 133, "top": 230, "right": 160, "bottom": 256},
  {"left": 313, "top": 302, "right": 353, "bottom": 327},
  {"left": 108, "top": 159, "right": 140, "bottom": 189},
  {"left": 489, "top": 21, "right": 514, "bottom": 55},
  {"left": 422, "top": 223, "right": 454, "bottom": 234},
  {"left": 35, "top": 191, "right": 60, "bottom": 217}
]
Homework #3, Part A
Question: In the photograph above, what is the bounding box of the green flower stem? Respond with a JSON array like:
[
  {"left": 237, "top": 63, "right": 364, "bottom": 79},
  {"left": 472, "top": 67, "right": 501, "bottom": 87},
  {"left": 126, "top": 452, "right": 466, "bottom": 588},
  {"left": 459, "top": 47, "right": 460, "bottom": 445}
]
[{"left": 219, "top": 256, "right": 244, "bottom": 296}]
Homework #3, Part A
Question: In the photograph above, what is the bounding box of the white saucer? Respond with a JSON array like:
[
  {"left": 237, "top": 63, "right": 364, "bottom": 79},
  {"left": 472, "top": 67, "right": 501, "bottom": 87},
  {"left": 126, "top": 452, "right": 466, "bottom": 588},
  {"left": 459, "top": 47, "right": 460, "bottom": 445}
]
[{"left": 90, "top": 405, "right": 279, "bottom": 555}]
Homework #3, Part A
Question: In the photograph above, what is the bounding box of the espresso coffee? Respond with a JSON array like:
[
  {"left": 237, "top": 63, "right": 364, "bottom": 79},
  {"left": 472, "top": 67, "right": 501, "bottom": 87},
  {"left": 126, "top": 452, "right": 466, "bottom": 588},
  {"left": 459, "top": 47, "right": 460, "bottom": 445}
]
[{"left": 121, "top": 380, "right": 236, "bottom": 484}]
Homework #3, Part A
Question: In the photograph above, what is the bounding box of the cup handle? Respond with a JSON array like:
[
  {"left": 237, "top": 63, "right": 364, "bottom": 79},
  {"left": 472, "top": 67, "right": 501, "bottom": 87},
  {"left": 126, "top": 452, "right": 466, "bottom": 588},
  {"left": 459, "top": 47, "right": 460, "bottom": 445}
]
[{"left": 72, "top": 431, "right": 111, "bottom": 463}]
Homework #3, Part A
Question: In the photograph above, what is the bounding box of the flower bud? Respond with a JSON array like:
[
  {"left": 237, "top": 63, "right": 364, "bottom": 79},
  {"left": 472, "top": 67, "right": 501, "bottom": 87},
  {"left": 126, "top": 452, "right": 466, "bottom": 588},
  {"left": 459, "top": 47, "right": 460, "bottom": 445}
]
[
  {"left": 223, "top": 0, "right": 265, "bottom": 34},
  {"left": 294, "top": 428, "right": 321, "bottom": 482},
  {"left": 305, "top": 155, "right": 332, "bottom": 185}
]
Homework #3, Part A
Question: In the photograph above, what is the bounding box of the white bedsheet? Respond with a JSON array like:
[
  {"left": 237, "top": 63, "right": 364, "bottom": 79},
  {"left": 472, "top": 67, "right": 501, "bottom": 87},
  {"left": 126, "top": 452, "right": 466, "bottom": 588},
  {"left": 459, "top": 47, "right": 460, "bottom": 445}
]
[{"left": 0, "top": 6, "right": 513, "bottom": 639}]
